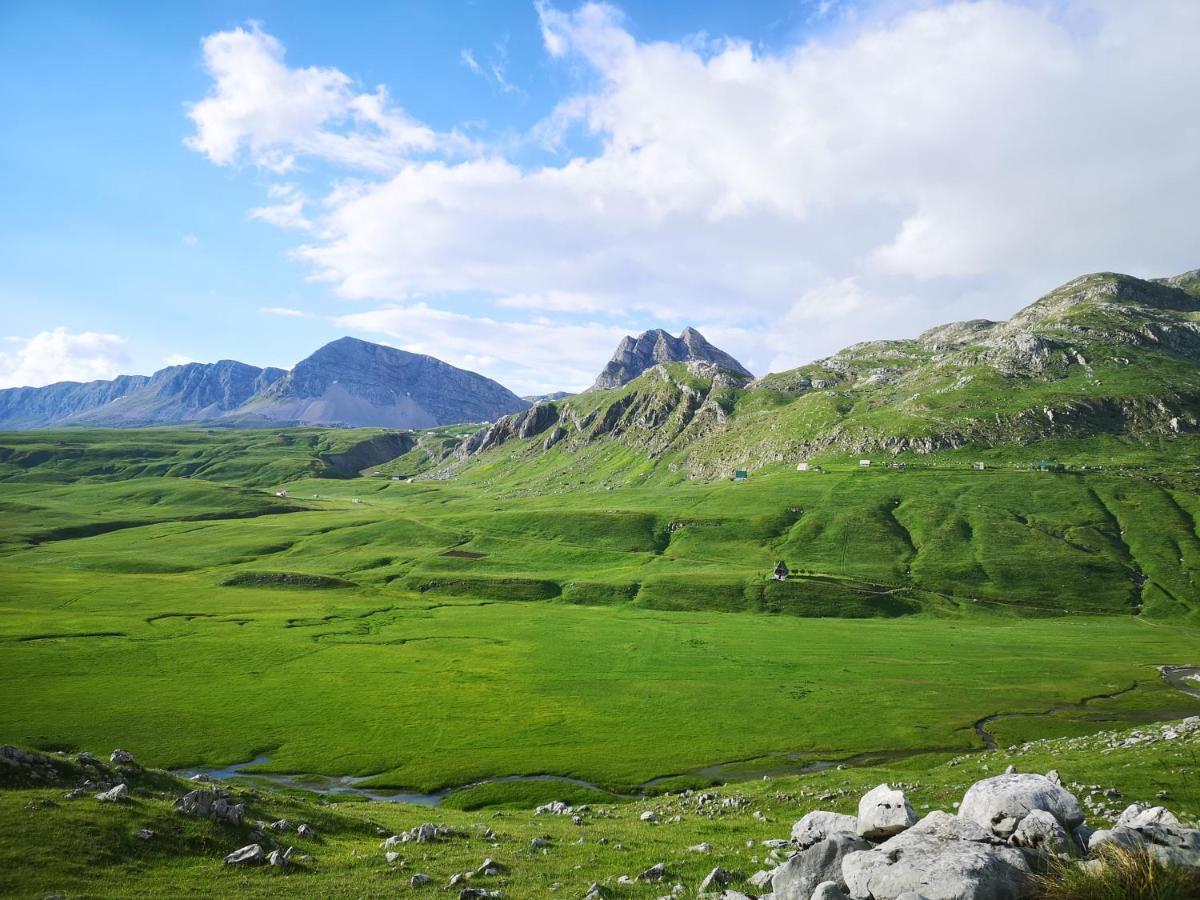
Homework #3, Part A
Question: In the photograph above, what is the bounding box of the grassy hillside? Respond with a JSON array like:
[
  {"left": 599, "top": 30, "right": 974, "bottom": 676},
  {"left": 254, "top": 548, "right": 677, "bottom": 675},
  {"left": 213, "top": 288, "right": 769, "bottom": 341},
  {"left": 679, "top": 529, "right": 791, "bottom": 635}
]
[{"left": 450, "top": 270, "right": 1200, "bottom": 484}]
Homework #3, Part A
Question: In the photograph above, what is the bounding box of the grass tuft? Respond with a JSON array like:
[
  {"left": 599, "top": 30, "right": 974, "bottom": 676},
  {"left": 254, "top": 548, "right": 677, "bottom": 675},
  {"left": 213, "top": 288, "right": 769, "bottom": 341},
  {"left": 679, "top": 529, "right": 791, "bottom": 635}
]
[{"left": 1033, "top": 844, "right": 1200, "bottom": 900}]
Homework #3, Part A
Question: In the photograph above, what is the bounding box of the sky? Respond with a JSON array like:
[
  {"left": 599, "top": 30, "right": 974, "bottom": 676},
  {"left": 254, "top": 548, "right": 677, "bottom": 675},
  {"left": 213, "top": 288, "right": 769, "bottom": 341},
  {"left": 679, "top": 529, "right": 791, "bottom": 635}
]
[{"left": 1, "top": 0, "right": 1198, "bottom": 396}]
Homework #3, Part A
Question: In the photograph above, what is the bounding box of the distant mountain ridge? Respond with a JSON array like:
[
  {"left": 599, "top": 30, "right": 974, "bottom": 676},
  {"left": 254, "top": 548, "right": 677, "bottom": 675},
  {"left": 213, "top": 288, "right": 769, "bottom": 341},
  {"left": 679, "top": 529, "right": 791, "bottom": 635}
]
[{"left": 0, "top": 337, "right": 529, "bottom": 430}]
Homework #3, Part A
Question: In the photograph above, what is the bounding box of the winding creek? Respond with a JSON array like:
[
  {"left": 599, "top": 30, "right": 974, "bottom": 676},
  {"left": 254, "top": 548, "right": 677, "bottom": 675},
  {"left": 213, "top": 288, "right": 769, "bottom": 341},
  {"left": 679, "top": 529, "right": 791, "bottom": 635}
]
[{"left": 176, "top": 664, "right": 1200, "bottom": 806}]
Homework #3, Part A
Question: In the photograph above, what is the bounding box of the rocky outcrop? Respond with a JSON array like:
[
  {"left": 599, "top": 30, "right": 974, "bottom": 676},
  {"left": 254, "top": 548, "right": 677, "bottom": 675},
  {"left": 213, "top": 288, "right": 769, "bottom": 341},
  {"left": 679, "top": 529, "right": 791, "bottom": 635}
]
[
  {"left": 756, "top": 756, "right": 1200, "bottom": 900},
  {"left": 174, "top": 788, "right": 245, "bottom": 825},
  {"left": 450, "top": 362, "right": 742, "bottom": 471},
  {"left": 589, "top": 327, "right": 751, "bottom": 391}
]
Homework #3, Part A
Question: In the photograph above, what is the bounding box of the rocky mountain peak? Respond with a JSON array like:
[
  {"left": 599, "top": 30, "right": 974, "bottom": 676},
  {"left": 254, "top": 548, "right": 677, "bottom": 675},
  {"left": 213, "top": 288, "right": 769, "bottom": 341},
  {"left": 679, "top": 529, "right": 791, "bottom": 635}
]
[{"left": 589, "top": 327, "right": 752, "bottom": 391}]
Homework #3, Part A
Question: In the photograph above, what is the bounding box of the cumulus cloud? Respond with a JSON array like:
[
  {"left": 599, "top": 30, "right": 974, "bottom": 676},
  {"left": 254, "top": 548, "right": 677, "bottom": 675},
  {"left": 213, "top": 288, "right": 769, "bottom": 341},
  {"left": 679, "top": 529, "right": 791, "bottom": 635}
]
[
  {"left": 185, "top": 23, "right": 472, "bottom": 172},
  {"left": 189, "top": 3, "right": 1200, "bottom": 384},
  {"left": 335, "top": 304, "right": 628, "bottom": 395},
  {"left": 0, "top": 328, "right": 130, "bottom": 388}
]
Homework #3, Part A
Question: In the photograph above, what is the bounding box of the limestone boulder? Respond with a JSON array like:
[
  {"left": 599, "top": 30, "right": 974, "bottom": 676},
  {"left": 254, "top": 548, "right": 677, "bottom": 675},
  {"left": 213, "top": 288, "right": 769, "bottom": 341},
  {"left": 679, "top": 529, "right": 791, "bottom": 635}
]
[
  {"left": 958, "top": 774, "right": 1084, "bottom": 838},
  {"left": 857, "top": 784, "right": 918, "bottom": 841}
]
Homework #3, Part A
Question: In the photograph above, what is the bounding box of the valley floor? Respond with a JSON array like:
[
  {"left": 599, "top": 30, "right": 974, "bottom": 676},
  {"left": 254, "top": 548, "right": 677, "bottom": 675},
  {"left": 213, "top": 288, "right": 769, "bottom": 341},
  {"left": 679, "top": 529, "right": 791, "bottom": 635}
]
[{"left": 3, "top": 429, "right": 1200, "bottom": 895}]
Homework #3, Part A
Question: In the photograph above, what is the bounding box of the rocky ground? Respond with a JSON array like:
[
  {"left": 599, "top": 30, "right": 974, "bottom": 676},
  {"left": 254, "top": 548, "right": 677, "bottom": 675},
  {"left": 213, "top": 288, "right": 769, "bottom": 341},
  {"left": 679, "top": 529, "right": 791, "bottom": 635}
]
[{"left": 1, "top": 717, "right": 1198, "bottom": 898}]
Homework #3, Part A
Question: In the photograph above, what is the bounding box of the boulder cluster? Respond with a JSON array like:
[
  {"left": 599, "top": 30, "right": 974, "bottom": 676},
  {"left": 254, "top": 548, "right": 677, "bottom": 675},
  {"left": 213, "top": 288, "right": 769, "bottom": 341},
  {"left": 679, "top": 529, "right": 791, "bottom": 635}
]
[{"left": 736, "top": 768, "right": 1199, "bottom": 900}]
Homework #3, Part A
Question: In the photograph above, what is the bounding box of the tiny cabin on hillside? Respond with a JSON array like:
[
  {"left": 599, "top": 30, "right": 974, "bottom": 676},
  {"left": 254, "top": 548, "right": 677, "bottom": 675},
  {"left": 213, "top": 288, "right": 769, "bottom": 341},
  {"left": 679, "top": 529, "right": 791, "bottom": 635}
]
[
  {"left": 972, "top": 461, "right": 987, "bottom": 471},
  {"left": 796, "top": 462, "right": 810, "bottom": 472},
  {"left": 274, "top": 489, "right": 288, "bottom": 498},
  {"left": 733, "top": 470, "right": 749, "bottom": 481},
  {"left": 772, "top": 560, "right": 789, "bottom": 581},
  {"left": 858, "top": 459, "right": 871, "bottom": 468}
]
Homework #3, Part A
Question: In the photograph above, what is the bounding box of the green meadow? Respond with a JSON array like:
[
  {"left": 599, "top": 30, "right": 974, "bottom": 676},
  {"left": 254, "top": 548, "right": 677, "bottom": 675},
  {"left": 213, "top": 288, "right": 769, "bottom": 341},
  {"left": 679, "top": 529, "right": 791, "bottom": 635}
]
[{"left": 2, "top": 428, "right": 1200, "bottom": 801}]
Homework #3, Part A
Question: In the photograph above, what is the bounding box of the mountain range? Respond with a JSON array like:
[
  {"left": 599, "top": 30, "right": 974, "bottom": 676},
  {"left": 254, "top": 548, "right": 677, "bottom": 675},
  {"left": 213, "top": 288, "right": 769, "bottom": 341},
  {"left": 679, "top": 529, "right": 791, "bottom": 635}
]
[
  {"left": 0, "top": 337, "right": 530, "bottom": 430},
  {"left": 0, "top": 325, "right": 751, "bottom": 431},
  {"left": 436, "top": 267, "right": 1200, "bottom": 481},
  {"left": 5, "top": 268, "right": 1200, "bottom": 466}
]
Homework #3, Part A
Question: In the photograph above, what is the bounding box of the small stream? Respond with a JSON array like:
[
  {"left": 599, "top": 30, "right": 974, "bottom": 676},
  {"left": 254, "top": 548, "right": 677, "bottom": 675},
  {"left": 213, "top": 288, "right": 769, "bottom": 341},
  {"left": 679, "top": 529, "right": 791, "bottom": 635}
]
[
  {"left": 177, "top": 664, "right": 1200, "bottom": 806},
  {"left": 174, "top": 756, "right": 616, "bottom": 806}
]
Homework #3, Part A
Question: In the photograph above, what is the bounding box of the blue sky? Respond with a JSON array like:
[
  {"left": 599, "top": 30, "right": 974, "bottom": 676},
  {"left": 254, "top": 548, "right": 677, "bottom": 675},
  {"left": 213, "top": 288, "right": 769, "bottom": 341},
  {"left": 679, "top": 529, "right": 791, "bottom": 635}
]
[{"left": 2, "top": 0, "right": 1198, "bottom": 395}]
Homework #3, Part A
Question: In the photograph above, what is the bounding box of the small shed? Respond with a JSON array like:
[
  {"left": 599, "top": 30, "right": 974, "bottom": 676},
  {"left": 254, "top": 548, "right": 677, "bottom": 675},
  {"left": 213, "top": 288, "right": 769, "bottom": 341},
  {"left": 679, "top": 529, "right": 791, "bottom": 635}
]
[
  {"left": 972, "top": 462, "right": 986, "bottom": 471},
  {"left": 796, "top": 462, "right": 810, "bottom": 472},
  {"left": 274, "top": 489, "right": 288, "bottom": 498},
  {"left": 391, "top": 475, "right": 402, "bottom": 481},
  {"left": 734, "top": 470, "right": 749, "bottom": 481},
  {"left": 772, "top": 560, "right": 789, "bottom": 581},
  {"left": 858, "top": 459, "right": 871, "bottom": 468}
]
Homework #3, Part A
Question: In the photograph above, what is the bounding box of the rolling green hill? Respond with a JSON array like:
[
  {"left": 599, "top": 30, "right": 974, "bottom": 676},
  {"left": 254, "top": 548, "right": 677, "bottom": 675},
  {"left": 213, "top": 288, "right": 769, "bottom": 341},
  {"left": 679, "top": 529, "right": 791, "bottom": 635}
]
[{"left": 448, "top": 269, "right": 1200, "bottom": 483}]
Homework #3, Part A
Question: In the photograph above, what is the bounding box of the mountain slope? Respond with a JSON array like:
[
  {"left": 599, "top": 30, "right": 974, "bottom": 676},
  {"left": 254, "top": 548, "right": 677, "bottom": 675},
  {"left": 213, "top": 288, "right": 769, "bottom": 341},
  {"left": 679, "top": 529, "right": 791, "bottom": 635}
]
[
  {"left": 589, "top": 326, "right": 752, "bottom": 390},
  {"left": 447, "top": 268, "right": 1200, "bottom": 481},
  {"left": 0, "top": 338, "right": 529, "bottom": 431},
  {"left": 229, "top": 337, "right": 529, "bottom": 429}
]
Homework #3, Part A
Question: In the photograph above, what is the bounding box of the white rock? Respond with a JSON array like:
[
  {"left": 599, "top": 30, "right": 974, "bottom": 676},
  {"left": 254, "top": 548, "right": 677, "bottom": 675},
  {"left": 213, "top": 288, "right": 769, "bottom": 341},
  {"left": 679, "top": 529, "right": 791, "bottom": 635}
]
[
  {"left": 699, "top": 867, "right": 732, "bottom": 892},
  {"left": 959, "top": 774, "right": 1084, "bottom": 838},
  {"left": 856, "top": 784, "right": 918, "bottom": 840},
  {"left": 96, "top": 783, "right": 128, "bottom": 803},
  {"left": 771, "top": 833, "right": 869, "bottom": 899},
  {"left": 1009, "top": 809, "right": 1073, "bottom": 858},
  {"left": 809, "top": 881, "right": 844, "bottom": 900},
  {"left": 843, "top": 823, "right": 1033, "bottom": 900},
  {"left": 792, "top": 811, "right": 860, "bottom": 849},
  {"left": 224, "top": 843, "right": 265, "bottom": 866}
]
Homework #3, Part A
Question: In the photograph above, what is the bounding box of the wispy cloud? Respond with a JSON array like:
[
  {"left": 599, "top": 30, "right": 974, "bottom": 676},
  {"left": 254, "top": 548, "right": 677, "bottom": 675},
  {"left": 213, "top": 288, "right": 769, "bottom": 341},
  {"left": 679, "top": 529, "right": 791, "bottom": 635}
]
[{"left": 260, "top": 306, "right": 312, "bottom": 318}]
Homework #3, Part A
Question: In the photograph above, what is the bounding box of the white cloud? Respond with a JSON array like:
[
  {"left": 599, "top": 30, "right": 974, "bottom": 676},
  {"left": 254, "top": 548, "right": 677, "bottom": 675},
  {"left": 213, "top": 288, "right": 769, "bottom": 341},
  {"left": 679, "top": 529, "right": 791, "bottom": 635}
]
[
  {"left": 260, "top": 306, "right": 312, "bottom": 318},
  {"left": 335, "top": 304, "right": 627, "bottom": 395},
  {"left": 181, "top": 233, "right": 199, "bottom": 247},
  {"left": 461, "top": 39, "right": 523, "bottom": 97},
  {"left": 190, "top": 3, "right": 1200, "bottom": 386},
  {"left": 185, "top": 23, "right": 472, "bottom": 172},
  {"left": 0, "top": 328, "right": 130, "bottom": 389},
  {"left": 460, "top": 48, "right": 483, "bottom": 75},
  {"left": 250, "top": 198, "right": 312, "bottom": 230},
  {"left": 163, "top": 354, "right": 196, "bottom": 367}
]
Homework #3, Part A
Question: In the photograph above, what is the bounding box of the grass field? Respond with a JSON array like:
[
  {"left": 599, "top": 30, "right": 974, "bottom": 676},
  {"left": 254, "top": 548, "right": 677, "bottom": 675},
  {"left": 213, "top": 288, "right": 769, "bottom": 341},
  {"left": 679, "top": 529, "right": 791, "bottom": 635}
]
[
  {"left": 2, "top": 427, "right": 1200, "bottom": 897},
  {"left": 2, "top": 428, "right": 1200, "bottom": 802}
]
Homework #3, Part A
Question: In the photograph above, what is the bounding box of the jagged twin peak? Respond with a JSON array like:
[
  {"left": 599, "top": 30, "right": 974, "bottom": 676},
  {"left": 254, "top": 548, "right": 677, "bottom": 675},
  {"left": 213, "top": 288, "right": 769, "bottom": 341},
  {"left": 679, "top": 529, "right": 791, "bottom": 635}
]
[{"left": 589, "top": 327, "right": 752, "bottom": 391}]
